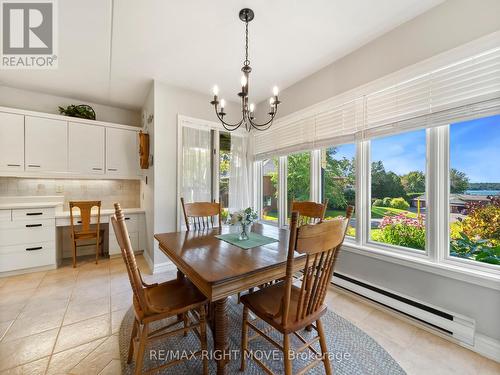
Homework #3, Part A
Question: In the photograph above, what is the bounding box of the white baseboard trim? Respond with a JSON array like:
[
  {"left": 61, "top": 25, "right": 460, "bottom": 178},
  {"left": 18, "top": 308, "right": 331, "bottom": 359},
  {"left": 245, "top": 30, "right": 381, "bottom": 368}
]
[
  {"left": 0, "top": 264, "right": 57, "bottom": 278},
  {"left": 153, "top": 260, "right": 176, "bottom": 274},
  {"left": 471, "top": 334, "right": 500, "bottom": 363},
  {"left": 142, "top": 250, "right": 154, "bottom": 274}
]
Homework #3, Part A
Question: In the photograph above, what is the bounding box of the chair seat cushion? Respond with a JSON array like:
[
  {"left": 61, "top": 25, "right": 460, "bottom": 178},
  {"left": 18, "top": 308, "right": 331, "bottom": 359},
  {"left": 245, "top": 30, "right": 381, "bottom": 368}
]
[
  {"left": 137, "top": 277, "right": 208, "bottom": 322},
  {"left": 240, "top": 282, "right": 326, "bottom": 333}
]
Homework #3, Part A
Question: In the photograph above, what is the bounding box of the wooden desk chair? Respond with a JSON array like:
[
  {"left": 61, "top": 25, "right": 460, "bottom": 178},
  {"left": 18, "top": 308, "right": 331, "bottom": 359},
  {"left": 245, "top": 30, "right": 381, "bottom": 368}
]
[
  {"left": 111, "top": 203, "right": 209, "bottom": 375},
  {"left": 69, "top": 201, "right": 105, "bottom": 268},
  {"left": 180, "top": 197, "right": 222, "bottom": 231},
  {"left": 290, "top": 199, "right": 328, "bottom": 226},
  {"left": 240, "top": 206, "right": 353, "bottom": 375}
]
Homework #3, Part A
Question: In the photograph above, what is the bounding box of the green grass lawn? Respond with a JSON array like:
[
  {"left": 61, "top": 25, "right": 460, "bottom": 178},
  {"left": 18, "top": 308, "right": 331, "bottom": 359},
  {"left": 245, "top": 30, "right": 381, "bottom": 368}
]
[{"left": 371, "top": 206, "right": 417, "bottom": 219}]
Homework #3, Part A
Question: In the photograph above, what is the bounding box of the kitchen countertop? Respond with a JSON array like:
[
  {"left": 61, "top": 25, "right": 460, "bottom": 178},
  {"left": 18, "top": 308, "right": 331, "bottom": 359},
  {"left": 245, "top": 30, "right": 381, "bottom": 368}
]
[
  {"left": 0, "top": 202, "right": 63, "bottom": 210},
  {"left": 55, "top": 207, "right": 144, "bottom": 218},
  {"left": 0, "top": 197, "right": 144, "bottom": 218}
]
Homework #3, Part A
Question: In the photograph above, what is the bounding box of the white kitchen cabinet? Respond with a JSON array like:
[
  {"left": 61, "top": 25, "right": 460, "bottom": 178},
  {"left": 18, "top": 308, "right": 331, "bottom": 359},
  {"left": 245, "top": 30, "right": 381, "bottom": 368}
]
[
  {"left": 68, "top": 122, "right": 105, "bottom": 174},
  {"left": 25, "top": 116, "right": 68, "bottom": 173},
  {"left": 108, "top": 213, "right": 142, "bottom": 256},
  {"left": 106, "top": 127, "right": 138, "bottom": 177},
  {"left": 0, "top": 207, "right": 56, "bottom": 273},
  {"left": 0, "top": 112, "right": 24, "bottom": 172}
]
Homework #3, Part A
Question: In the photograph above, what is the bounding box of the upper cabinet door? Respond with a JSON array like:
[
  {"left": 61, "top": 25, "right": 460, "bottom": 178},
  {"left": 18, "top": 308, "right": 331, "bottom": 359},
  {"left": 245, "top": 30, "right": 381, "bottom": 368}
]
[
  {"left": 68, "top": 122, "right": 105, "bottom": 174},
  {"left": 0, "top": 112, "right": 24, "bottom": 172},
  {"left": 106, "top": 127, "right": 138, "bottom": 177},
  {"left": 25, "top": 116, "right": 68, "bottom": 173}
]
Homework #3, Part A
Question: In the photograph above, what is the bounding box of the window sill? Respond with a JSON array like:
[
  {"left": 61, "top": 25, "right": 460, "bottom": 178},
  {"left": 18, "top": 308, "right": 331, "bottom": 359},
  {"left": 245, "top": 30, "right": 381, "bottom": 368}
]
[{"left": 341, "top": 241, "right": 500, "bottom": 290}]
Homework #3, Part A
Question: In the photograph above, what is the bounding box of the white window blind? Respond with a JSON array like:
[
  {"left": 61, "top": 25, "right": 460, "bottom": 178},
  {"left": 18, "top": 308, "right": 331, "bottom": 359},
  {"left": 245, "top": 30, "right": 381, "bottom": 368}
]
[
  {"left": 253, "top": 44, "right": 500, "bottom": 158},
  {"left": 253, "top": 115, "right": 315, "bottom": 159}
]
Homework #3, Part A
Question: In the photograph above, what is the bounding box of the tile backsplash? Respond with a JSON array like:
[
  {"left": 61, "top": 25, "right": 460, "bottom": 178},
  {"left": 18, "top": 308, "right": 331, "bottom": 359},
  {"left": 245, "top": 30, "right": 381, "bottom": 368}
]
[{"left": 0, "top": 177, "right": 140, "bottom": 210}]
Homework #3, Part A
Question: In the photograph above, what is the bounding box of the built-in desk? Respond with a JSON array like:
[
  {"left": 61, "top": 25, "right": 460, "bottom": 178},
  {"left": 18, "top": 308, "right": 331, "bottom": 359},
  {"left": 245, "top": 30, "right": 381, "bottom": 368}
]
[
  {"left": 55, "top": 207, "right": 145, "bottom": 257},
  {"left": 0, "top": 196, "right": 145, "bottom": 275}
]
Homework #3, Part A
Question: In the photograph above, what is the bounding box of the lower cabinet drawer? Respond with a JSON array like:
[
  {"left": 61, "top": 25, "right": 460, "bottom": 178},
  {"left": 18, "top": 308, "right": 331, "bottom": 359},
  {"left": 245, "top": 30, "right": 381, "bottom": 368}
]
[
  {"left": 109, "top": 214, "right": 138, "bottom": 234},
  {"left": 0, "top": 220, "right": 55, "bottom": 246},
  {"left": 109, "top": 231, "right": 138, "bottom": 256},
  {"left": 12, "top": 207, "right": 55, "bottom": 221},
  {"left": 0, "top": 241, "right": 56, "bottom": 272}
]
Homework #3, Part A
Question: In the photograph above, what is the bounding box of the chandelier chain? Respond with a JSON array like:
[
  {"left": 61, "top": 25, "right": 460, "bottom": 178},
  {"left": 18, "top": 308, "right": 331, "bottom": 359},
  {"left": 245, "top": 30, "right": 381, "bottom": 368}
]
[{"left": 244, "top": 20, "right": 250, "bottom": 66}]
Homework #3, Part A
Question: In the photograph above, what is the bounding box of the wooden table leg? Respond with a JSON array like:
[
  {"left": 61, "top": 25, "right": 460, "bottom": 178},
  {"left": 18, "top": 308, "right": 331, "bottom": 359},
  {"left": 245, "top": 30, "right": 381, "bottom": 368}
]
[
  {"left": 176, "top": 269, "right": 185, "bottom": 322},
  {"left": 214, "top": 297, "right": 229, "bottom": 375},
  {"left": 176, "top": 268, "right": 185, "bottom": 280}
]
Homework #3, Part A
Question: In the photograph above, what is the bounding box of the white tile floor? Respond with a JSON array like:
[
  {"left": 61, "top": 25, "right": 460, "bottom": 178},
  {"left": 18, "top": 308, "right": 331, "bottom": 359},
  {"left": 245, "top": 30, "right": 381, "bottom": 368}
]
[{"left": 0, "top": 256, "right": 498, "bottom": 374}]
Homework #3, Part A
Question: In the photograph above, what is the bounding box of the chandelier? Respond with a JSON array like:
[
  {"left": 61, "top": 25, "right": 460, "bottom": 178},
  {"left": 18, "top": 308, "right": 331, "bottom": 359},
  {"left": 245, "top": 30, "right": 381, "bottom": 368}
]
[{"left": 210, "top": 8, "right": 280, "bottom": 132}]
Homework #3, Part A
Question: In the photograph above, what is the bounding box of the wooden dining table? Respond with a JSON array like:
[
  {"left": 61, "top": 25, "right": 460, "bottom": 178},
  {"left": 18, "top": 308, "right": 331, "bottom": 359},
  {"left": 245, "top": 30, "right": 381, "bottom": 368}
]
[{"left": 154, "top": 223, "right": 306, "bottom": 375}]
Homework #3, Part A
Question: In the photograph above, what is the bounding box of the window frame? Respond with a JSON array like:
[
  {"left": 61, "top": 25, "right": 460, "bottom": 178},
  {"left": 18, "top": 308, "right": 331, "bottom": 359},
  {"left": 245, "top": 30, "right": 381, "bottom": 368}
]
[
  {"left": 254, "top": 119, "right": 500, "bottom": 284},
  {"left": 442, "top": 123, "right": 500, "bottom": 273},
  {"left": 365, "top": 129, "right": 430, "bottom": 256}
]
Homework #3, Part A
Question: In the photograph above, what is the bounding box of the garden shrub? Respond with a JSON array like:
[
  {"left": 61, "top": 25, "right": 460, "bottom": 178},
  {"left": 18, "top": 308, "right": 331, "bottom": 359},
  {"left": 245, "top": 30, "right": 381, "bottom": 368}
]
[
  {"left": 450, "top": 232, "right": 500, "bottom": 265},
  {"left": 449, "top": 221, "right": 463, "bottom": 240},
  {"left": 372, "top": 199, "right": 384, "bottom": 207},
  {"left": 390, "top": 197, "right": 410, "bottom": 210},
  {"left": 382, "top": 197, "right": 392, "bottom": 207},
  {"left": 346, "top": 226, "right": 356, "bottom": 237},
  {"left": 460, "top": 197, "right": 500, "bottom": 245},
  {"left": 377, "top": 214, "right": 425, "bottom": 250}
]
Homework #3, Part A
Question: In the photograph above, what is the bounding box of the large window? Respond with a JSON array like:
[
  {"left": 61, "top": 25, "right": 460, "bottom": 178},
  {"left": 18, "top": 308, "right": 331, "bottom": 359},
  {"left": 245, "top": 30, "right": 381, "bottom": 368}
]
[
  {"left": 287, "top": 152, "right": 311, "bottom": 217},
  {"left": 321, "top": 144, "right": 356, "bottom": 236},
  {"left": 370, "top": 130, "right": 426, "bottom": 251},
  {"left": 254, "top": 115, "right": 499, "bottom": 277},
  {"left": 449, "top": 115, "right": 500, "bottom": 266},
  {"left": 262, "top": 158, "right": 279, "bottom": 222}
]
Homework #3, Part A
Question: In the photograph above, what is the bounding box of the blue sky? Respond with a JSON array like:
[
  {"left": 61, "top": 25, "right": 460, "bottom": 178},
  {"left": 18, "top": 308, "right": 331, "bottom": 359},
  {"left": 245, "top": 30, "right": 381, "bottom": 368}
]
[{"left": 368, "top": 115, "right": 500, "bottom": 183}]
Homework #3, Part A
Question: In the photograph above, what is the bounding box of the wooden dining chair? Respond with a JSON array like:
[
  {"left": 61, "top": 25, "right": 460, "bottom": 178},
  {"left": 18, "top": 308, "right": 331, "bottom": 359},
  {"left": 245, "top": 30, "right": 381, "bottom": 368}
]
[
  {"left": 290, "top": 199, "right": 328, "bottom": 226},
  {"left": 69, "top": 201, "right": 105, "bottom": 268},
  {"left": 111, "top": 203, "right": 209, "bottom": 375},
  {"left": 180, "top": 197, "right": 222, "bottom": 231},
  {"left": 240, "top": 206, "right": 353, "bottom": 375}
]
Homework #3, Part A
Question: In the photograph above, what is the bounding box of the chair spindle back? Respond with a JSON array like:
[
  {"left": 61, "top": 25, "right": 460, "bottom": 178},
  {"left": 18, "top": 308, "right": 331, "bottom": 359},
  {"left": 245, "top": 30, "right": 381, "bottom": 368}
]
[
  {"left": 180, "top": 197, "right": 222, "bottom": 231},
  {"left": 69, "top": 201, "right": 101, "bottom": 234},
  {"left": 290, "top": 200, "right": 328, "bottom": 226},
  {"left": 282, "top": 206, "right": 353, "bottom": 327}
]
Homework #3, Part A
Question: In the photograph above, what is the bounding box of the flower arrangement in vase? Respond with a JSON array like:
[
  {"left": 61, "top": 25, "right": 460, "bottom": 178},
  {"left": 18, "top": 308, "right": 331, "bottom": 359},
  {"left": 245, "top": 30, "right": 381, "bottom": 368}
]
[{"left": 229, "top": 207, "right": 258, "bottom": 240}]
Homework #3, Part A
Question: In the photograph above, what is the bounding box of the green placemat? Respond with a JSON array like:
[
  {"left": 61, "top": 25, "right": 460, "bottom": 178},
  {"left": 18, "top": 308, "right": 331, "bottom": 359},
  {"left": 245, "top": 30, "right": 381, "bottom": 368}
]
[{"left": 215, "top": 232, "right": 278, "bottom": 249}]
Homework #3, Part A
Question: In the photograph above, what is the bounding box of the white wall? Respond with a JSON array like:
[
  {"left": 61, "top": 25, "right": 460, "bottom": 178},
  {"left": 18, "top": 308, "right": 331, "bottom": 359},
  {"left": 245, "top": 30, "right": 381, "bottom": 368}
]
[
  {"left": 151, "top": 81, "right": 238, "bottom": 266},
  {"left": 265, "top": 0, "right": 500, "bottom": 342},
  {"left": 260, "top": 0, "right": 500, "bottom": 117},
  {"left": 0, "top": 85, "right": 141, "bottom": 126}
]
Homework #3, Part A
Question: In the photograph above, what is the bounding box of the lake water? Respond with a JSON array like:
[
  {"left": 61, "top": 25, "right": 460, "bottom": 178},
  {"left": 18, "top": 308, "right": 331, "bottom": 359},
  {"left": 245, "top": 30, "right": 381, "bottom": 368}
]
[{"left": 465, "top": 190, "right": 500, "bottom": 196}]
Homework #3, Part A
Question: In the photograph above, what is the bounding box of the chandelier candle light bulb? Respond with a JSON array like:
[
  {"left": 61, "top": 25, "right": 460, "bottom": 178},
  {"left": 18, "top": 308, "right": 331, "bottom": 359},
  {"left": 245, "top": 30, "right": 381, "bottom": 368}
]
[{"left": 210, "top": 8, "right": 280, "bottom": 132}]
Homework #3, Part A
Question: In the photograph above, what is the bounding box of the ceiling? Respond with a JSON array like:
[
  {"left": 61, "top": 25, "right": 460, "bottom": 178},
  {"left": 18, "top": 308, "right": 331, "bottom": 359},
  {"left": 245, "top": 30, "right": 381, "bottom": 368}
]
[{"left": 0, "top": 0, "right": 444, "bottom": 111}]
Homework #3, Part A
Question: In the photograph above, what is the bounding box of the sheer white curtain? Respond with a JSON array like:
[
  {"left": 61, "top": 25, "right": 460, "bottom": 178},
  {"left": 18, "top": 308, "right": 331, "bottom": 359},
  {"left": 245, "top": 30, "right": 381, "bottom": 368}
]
[
  {"left": 228, "top": 134, "right": 251, "bottom": 211},
  {"left": 181, "top": 126, "right": 211, "bottom": 203}
]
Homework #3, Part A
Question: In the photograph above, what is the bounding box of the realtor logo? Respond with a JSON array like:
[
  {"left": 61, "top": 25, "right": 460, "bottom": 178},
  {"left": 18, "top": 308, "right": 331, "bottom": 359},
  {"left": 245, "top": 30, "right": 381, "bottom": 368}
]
[{"left": 1, "top": 0, "right": 58, "bottom": 69}]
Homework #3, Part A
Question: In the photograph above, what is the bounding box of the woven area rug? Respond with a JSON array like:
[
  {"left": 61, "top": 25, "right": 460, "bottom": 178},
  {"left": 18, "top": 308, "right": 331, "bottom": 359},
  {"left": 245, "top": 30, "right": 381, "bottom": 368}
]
[{"left": 119, "top": 297, "right": 405, "bottom": 374}]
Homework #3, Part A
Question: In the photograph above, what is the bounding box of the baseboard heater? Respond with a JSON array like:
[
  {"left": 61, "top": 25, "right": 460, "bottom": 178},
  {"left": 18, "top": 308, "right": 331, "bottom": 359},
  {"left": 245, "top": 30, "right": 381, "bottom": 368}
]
[{"left": 331, "top": 273, "right": 475, "bottom": 346}]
